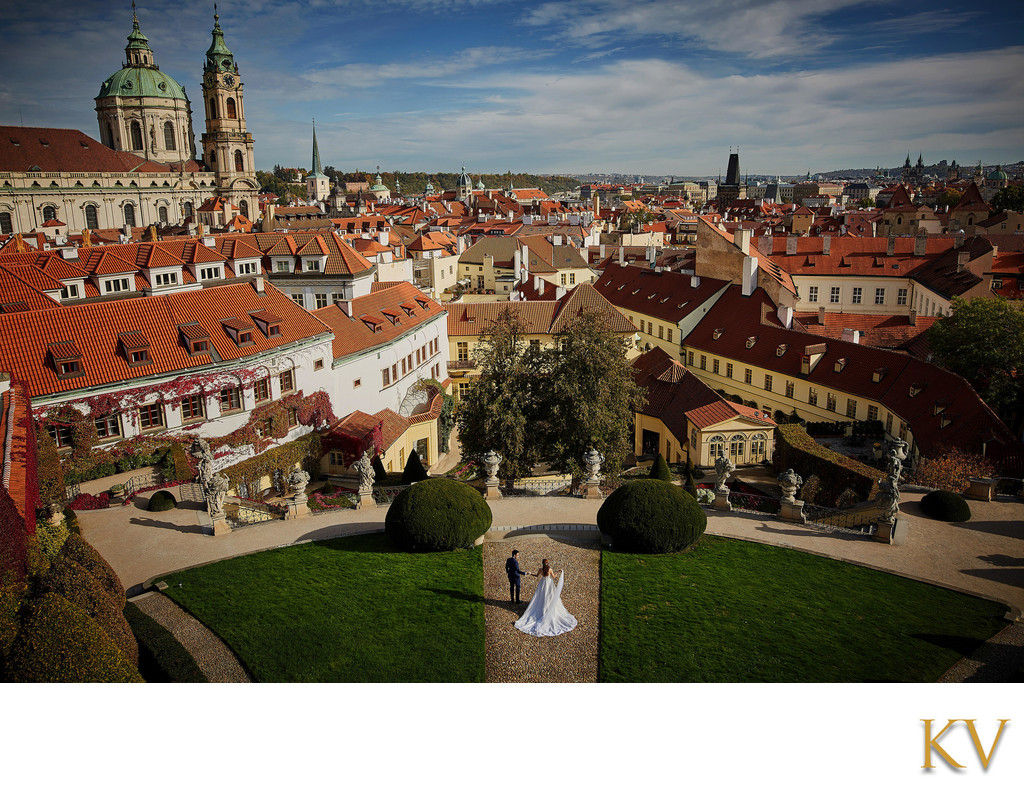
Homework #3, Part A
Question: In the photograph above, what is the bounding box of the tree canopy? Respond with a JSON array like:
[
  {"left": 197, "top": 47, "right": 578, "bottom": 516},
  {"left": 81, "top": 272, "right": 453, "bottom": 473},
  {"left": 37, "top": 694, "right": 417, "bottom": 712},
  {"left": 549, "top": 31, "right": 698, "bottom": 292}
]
[
  {"left": 928, "top": 296, "right": 1024, "bottom": 428},
  {"left": 989, "top": 184, "right": 1024, "bottom": 214}
]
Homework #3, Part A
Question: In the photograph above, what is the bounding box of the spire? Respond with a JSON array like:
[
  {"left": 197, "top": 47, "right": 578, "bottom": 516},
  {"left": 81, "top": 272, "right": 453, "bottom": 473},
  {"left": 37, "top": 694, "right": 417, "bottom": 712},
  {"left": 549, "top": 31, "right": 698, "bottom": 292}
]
[
  {"left": 125, "top": 1, "right": 154, "bottom": 66},
  {"left": 206, "top": 4, "right": 235, "bottom": 66},
  {"left": 310, "top": 121, "right": 324, "bottom": 177}
]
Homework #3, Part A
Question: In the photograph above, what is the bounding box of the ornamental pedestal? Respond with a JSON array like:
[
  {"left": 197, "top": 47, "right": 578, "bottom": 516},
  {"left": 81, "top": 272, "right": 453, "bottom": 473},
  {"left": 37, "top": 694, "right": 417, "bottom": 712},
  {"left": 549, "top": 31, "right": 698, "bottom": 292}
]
[
  {"left": 713, "top": 490, "right": 732, "bottom": 511},
  {"left": 211, "top": 512, "right": 231, "bottom": 535},
  {"left": 484, "top": 481, "right": 502, "bottom": 500},
  {"left": 965, "top": 477, "right": 996, "bottom": 502},
  {"left": 876, "top": 518, "right": 908, "bottom": 546},
  {"left": 356, "top": 491, "right": 376, "bottom": 510},
  {"left": 581, "top": 481, "right": 603, "bottom": 500},
  {"left": 778, "top": 499, "right": 806, "bottom": 523},
  {"left": 285, "top": 494, "right": 311, "bottom": 520}
]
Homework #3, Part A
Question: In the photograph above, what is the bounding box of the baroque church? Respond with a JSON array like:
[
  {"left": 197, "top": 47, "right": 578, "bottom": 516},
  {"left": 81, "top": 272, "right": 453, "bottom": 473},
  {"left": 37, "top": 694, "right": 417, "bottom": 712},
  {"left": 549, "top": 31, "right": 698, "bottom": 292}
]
[{"left": 0, "top": 9, "right": 258, "bottom": 236}]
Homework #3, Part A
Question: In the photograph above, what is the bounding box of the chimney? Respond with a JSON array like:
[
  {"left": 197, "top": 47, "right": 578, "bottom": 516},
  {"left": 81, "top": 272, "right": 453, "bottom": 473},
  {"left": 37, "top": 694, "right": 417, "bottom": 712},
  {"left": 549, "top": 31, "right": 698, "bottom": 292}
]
[
  {"left": 485, "top": 254, "right": 494, "bottom": 274},
  {"left": 817, "top": 306, "right": 826, "bottom": 325},
  {"left": 886, "top": 235, "right": 895, "bottom": 256},
  {"left": 734, "top": 228, "right": 751, "bottom": 254},
  {"left": 553, "top": 234, "right": 563, "bottom": 246},
  {"left": 599, "top": 244, "right": 606, "bottom": 259},
  {"left": 378, "top": 229, "right": 389, "bottom": 246},
  {"left": 60, "top": 246, "right": 79, "bottom": 261},
  {"left": 555, "top": 286, "right": 566, "bottom": 300},
  {"left": 908, "top": 308, "right": 917, "bottom": 325},
  {"left": 757, "top": 234, "right": 772, "bottom": 256},
  {"left": 521, "top": 243, "right": 529, "bottom": 269},
  {"left": 822, "top": 235, "right": 831, "bottom": 255},
  {"left": 690, "top": 275, "right": 701, "bottom": 289},
  {"left": 870, "top": 221, "right": 877, "bottom": 237},
  {"left": 777, "top": 304, "right": 793, "bottom": 329},
  {"left": 954, "top": 232, "right": 964, "bottom": 248},
  {"left": 841, "top": 328, "right": 860, "bottom": 344},
  {"left": 914, "top": 234, "right": 927, "bottom": 256},
  {"left": 537, "top": 277, "right": 545, "bottom": 295},
  {"left": 786, "top": 234, "right": 797, "bottom": 255},
  {"left": 618, "top": 246, "right": 624, "bottom": 264},
  {"left": 251, "top": 274, "right": 265, "bottom": 295},
  {"left": 202, "top": 236, "right": 215, "bottom": 247},
  {"left": 36, "top": 233, "right": 45, "bottom": 250},
  {"left": 956, "top": 251, "right": 969, "bottom": 271},
  {"left": 514, "top": 249, "right": 521, "bottom": 276},
  {"left": 741, "top": 255, "right": 758, "bottom": 296},
  {"left": 335, "top": 297, "right": 353, "bottom": 316}
]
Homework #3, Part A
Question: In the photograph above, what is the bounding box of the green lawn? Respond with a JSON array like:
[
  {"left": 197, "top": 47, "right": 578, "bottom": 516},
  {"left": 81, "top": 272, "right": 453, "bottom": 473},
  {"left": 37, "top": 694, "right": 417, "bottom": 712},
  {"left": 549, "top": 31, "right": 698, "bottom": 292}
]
[
  {"left": 162, "top": 534, "right": 484, "bottom": 682},
  {"left": 600, "top": 537, "right": 1008, "bottom": 682}
]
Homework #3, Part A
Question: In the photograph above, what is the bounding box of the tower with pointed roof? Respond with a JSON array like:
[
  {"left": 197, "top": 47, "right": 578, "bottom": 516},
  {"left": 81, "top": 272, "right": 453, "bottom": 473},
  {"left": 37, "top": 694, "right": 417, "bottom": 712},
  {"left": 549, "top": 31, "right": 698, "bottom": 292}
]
[
  {"left": 200, "top": 8, "right": 258, "bottom": 219},
  {"left": 306, "top": 122, "right": 330, "bottom": 203},
  {"left": 95, "top": 5, "right": 196, "bottom": 162}
]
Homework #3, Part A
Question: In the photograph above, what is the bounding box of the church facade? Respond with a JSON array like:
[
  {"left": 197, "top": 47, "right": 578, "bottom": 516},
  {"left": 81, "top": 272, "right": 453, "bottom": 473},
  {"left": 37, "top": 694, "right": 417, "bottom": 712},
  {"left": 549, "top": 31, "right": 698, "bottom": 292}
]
[{"left": 0, "top": 10, "right": 258, "bottom": 236}]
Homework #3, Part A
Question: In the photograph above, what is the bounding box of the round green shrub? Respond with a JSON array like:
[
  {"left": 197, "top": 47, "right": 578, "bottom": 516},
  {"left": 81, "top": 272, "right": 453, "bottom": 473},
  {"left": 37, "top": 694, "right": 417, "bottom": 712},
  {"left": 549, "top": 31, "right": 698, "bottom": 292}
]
[
  {"left": 5, "top": 593, "right": 142, "bottom": 683},
  {"left": 920, "top": 490, "right": 972, "bottom": 523},
  {"left": 40, "top": 556, "right": 138, "bottom": 665},
  {"left": 58, "top": 530, "right": 125, "bottom": 609},
  {"left": 597, "top": 479, "right": 707, "bottom": 553},
  {"left": 149, "top": 490, "right": 177, "bottom": 512},
  {"left": 385, "top": 478, "right": 492, "bottom": 551},
  {"left": 648, "top": 453, "right": 671, "bottom": 482}
]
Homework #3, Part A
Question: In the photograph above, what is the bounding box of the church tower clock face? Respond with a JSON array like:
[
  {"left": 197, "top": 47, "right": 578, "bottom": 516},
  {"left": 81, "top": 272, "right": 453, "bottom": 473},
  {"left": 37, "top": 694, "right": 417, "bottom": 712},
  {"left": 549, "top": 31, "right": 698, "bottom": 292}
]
[{"left": 223, "top": 74, "right": 234, "bottom": 87}]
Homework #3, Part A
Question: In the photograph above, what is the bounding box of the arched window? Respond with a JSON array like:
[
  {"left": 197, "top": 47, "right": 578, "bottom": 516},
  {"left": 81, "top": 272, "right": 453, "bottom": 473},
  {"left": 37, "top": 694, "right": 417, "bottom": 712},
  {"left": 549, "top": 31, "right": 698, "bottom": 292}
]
[
  {"left": 163, "top": 121, "right": 176, "bottom": 151},
  {"left": 896, "top": 215, "right": 903, "bottom": 225},
  {"left": 209, "top": 98, "right": 218, "bottom": 119},
  {"left": 183, "top": 201, "right": 194, "bottom": 218},
  {"left": 124, "top": 204, "right": 136, "bottom": 227},
  {"left": 226, "top": 97, "right": 237, "bottom": 119},
  {"left": 0, "top": 212, "right": 12, "bottom": 234},
  {"left": 130, "top": 121, "right": 143, "bottom": 151},
  {"left": 709, "top": 435, "right": 725, "bottom": 458},
  {"left": 42, "top": 206, "right": 56, "bottom": 222},
  {"left": 209, "top": 150, "right": 216, "bottom": 165},
  {"left": 750, "top": 432, "right": 767, "bottom": 461},
  {"left": 84, "top": 205, "right": 98, "bottom": 229},
  {"left": 158, "top": 206, "right": 168, "bottom": 223},
  {"left": 234, "top": 150, "right": 244, "bottom": 172},
  {"left": 239, "top": 199, "right": 249, "bottom": 219},
  {"left": 729, "top": 434, "right": 745, "bottom": 461},
  {"left": 106, "top": 123, "right": 115, "bottom": 148}
]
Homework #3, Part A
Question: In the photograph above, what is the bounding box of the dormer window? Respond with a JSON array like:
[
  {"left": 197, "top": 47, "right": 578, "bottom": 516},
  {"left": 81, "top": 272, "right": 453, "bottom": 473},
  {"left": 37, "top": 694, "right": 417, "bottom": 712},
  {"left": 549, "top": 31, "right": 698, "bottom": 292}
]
[
  {"left": 199, "top": 265, "right": 222, "bottom": 281},
  {"left": 414, "top": 296, "right": 431, "bottom": 309},
  {"left": 909, "top": 382, "right": 926, "bottom": 397},
  {"left": 933, "top": 401, "right": 948, "bottom": 416},
  {"left": 746, "top": 337, "right": 757, "bottom": 349},
  {"left": 382, "top": 308, "right": 402, "bottom": 325},
  {"left": 360, "top": 315, "right": 384, "bottom": 333},
  {"left": 712, "top": 328, "right": 723, "bottom": 340},
  {"left": 154, "top": 271, "right": 178, "bottom": 287},
  {"left": 940, "top": 415, "right": 952, "bottom": 429},
  {"left": 872, "top": 368, "right": 888, "bottom": 383},
  {"left": 179, "top": 323, "right": 211, "bottom": 356},
  {"left": 834, "top": 358, "right": 847, "bottom": 372},
  {"left": 119, "top": 331, "right": 151, "bottom": 367},
  {"left": 221, "top": 318, "right": 255, "bottom": 346},
  {"left": 49, "top": 340, "right": 84, "bottom": 379}
]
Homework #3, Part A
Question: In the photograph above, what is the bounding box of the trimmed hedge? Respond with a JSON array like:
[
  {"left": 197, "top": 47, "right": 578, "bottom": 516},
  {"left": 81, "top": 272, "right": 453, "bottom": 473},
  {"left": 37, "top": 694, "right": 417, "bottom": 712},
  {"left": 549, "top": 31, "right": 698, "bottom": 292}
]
[
  {"left": 920, "top": 491, "right": 972, "bottom": 523},
  {"left": 385, "top": 479, "right": 492, "bottom": 551},
  {"left": 4, "top": 593, "right": 142, "bottom": 683},
  {"left": 772, "top": 424, "right": 879, "bottom": 507},
  {"left": 648, "top": 453, "right": 671, "bottom": 482},
  {"left": 597, "top": 479, "right": 707, "bottom": 553},
  {"left": 39, "top": 556, "right": 138, "bottom": 665},
  {"left": 123, "top": 601, "right": 208, "bottom": 683},
  {"left": 57, "top": 529, "right": 126, "bottom": 610},
  {"left": 149, "top": 490, "right": 177, "bottom": 512},
  {"left": 401, "top": 450, "right": 430, "bottom": 484}
]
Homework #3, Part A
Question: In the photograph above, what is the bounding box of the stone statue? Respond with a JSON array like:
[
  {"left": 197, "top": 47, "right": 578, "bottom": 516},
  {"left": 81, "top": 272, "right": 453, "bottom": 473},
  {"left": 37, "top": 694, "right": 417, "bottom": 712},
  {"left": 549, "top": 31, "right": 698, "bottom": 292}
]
[
  {"left": 777, "top": 468, "right": 803, "bottom": 504},
  {"left": 482, "top": 449, "right": 502, "bottom": 485},
  {"left": 354, "top": 449, "right": 375, "bottom": 494},
  {"left": 876, "top": 476, "right": 900, "bottom": 524},
  {"left": 713, "top": 455, "right": 735, "bottom": 494},
  {"left": 582, "top": 447, "right": 605, "bottom": 483},
  {"left": 885, "top": 438, "right": 908, "bottom": 483},
  {"left": 287, "top": 467, "right": 310, "bottom": 496},
  {"left": 190, "top": 437, "right": 214, "bottom": 488},
  {"left": 207, "top": 473, "right": 229, "bottom": 516}
]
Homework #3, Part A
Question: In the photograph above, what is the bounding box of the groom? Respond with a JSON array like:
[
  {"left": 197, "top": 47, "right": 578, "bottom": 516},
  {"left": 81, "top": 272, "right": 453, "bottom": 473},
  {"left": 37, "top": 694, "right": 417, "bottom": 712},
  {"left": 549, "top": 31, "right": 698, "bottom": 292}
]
[{"left": 505, "top": 549, "right": 530, "bottom": 604}]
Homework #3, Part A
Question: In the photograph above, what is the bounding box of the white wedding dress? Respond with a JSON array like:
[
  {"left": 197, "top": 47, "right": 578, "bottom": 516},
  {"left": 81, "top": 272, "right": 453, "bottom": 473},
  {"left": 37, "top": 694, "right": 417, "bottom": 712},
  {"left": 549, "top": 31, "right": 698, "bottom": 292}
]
[{"left": 514, "top": 571, "right": 577, "bottom": 636}]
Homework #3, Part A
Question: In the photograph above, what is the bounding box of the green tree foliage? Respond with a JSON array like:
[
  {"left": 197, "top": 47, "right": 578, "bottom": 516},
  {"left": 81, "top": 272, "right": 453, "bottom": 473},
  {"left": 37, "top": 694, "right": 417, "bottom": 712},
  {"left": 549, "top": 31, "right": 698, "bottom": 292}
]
[
  {"left": 457, "top": 308, "right": 545, "bottom": 483},
  {"left": 934, "top": 189, "right": 962, "bottom": 209},
  {"left": 990, "top": 184, "right": 1024, "bottom": 214},
  {"left": 648, "top": 453, "right": 671, "bottom": 482},
  {"left": 36, "top": 427, "right": 65, "bottom": 507},
  {"left": 927, "top": 296, "right": 1024, "bottom": 424},
  {"left": 539, "top": 311, "right": 646, "bottom": 482},
  {"left": 385, "top": 479, "right": 492, "bottom": 551},
  {"left": 920, "top": 490, "right": 972, "bottom": 523},
  {"left": 597, "top": 480, "right": 706, "bottom": 553},
  {"left": 401, "top": 450, "right": 430, "bottom": 484}
]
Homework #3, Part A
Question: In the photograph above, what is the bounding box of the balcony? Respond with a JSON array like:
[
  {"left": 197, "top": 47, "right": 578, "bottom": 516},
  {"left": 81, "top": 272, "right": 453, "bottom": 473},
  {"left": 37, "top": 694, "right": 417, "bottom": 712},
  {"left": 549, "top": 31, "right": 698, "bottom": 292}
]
[{"left": 447, "top": 359, "right": 476, "bottom": 372}]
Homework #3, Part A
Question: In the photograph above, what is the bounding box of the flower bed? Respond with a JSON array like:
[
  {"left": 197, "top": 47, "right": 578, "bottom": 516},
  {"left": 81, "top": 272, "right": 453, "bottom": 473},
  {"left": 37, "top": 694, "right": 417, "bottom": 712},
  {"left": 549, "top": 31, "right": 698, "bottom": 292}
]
[
  {"left": 449, "top": 461, "right": 479, "bottom": 482},
  {"left": 309, "top": 490, "right": 356, "bottom": 511},
  {"left": 69, "top": 492, "right": 111, "bottom": 510}
]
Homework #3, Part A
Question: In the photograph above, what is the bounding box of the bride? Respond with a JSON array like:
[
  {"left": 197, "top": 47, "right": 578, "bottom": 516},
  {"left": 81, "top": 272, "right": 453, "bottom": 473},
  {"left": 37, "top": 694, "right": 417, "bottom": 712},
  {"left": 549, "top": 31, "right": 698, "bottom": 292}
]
[{"left": 514, "top": 558, "right": 577, "bottom": 637}]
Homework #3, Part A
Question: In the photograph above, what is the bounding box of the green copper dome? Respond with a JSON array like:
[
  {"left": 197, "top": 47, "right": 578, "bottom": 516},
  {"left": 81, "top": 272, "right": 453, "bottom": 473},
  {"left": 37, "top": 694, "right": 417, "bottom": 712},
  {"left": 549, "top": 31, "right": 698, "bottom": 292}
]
[
  {"left": 988, "top": 166, "right": 1008, "bottom": 181},
  {"left": 97, "top": 66, "right": 188, "bottom": 100}
]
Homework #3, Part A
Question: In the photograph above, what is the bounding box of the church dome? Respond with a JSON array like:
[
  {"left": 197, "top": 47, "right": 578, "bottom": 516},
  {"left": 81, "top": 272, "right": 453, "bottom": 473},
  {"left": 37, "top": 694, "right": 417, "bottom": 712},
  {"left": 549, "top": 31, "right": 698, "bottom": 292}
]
[
  {"left": 988, "top": 166, "right": 1008, "bottom": 182},
  {"left": 456, "top": 166, "right": 472, "bottom": 188},
  {"left": 97, "top": 66, "right": 188, "bottom": 101}
]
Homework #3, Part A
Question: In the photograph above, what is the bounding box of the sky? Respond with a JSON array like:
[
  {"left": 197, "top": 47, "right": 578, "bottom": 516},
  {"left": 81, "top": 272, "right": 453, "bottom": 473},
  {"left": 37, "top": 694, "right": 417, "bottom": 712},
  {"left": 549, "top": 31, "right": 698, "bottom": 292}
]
[{"left": 2, "top": 0, "right": 1023, "bottom": 177}]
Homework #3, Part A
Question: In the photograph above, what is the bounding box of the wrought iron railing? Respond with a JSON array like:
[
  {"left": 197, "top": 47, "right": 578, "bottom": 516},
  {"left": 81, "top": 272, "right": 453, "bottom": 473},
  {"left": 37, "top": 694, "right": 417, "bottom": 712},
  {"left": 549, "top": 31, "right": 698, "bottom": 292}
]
[
  {"left": 63, "top": 482, "right": 81, "bottom": 504},
  {"left": 372, "top": 485, "right": 411, "bottom": 505},
  {"left": 727, "top": 490, "right": 781, "bottom": 515},
  {"left": 124, "top": 470, "right": 163, "bottom": 498},
  {"left": 803, "top": 503, "right": 877, "bottom": 535},
  {"left": 499, "top": 479, "right": 572, "bottom": 497}
]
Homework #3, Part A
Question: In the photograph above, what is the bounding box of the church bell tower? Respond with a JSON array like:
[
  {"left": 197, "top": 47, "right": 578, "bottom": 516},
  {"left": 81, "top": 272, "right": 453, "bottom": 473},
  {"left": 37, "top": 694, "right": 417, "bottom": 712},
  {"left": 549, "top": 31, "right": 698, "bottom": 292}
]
[{"left": 200, "top": 9, "right": 258, "bottom": 219}]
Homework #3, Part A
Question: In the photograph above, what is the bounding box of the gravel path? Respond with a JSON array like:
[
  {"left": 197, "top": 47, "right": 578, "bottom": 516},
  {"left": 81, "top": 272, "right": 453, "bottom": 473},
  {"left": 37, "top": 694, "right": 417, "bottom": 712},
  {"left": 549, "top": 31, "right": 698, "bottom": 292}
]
[
  {"left": 484, "top": 533, "right": 601, "bottom": 683},
  {"left": 938, "top": 621, "right": 1024, "bottom": 683},
  {"left": 130, "top": 591, "right": 251, "bottom": 683}
]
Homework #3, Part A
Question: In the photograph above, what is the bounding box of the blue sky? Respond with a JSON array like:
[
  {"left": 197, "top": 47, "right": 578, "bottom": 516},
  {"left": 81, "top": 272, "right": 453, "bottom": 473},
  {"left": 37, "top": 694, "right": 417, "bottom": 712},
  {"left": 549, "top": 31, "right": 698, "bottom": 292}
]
[{"left": 2, "top": 0, "right": 1022, "bottom": 176}]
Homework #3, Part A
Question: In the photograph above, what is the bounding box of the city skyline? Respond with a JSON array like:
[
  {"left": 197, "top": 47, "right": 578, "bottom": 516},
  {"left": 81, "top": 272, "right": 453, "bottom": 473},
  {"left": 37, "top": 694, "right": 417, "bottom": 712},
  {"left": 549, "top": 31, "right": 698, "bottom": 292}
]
[{"left": 2, "top": 0, "right": 1023, "bottom": 176}]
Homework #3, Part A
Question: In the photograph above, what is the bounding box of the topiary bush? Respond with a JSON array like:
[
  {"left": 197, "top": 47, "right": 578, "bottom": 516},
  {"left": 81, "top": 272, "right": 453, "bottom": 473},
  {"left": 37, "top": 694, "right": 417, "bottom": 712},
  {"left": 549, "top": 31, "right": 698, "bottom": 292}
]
[
  {"left": 401, "top": 450, "right": 430, "bottom": 484},
  {"left": 385, "top": 478, "right": 492, "bottom": 551},
  {"left": 920, "top": 490, "right": 972, "bottom": 523},
  {"left": 149, "top": 490, "right": 177, "bottom": 512},
  {"left": 58, "top": 529, "right": 125, "bottom": 609},
  {"left": 4, "top": 593, "right": 142, "bottom": 683},
  {"left": 372, "top": 454, "right": 387, "bottom": 483},
  {"left": 598, "top": 479, "right": 707, "bottom": 553},
  {"left": 161, "top": 443, "right": 192, "bottom": 482},
  {"left": 648, "top": 453, "right": 671, "bottom": 482}
]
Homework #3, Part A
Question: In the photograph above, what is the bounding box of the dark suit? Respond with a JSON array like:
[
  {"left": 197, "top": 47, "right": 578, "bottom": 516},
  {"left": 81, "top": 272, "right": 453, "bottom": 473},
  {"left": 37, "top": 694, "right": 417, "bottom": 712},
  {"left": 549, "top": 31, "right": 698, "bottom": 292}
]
[{"left": 505, "top": 556, "right": 526, "bottom": 603}]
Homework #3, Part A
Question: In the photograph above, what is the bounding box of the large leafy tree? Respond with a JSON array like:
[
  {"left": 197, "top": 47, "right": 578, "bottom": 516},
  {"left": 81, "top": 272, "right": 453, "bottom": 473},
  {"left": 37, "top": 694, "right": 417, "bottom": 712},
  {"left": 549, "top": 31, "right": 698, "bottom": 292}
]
[
  {"left": 990, "top": 184, "right": 1024, "bottom": 214},
  {"left": 538, "top": 311, "right": 646, "bottom": 483},
  {"left": 456, "top": 308, "right": 544, "bottom": 483},
  {"left": 928, "top": 296, "right": 1024, "bottom": 428}
]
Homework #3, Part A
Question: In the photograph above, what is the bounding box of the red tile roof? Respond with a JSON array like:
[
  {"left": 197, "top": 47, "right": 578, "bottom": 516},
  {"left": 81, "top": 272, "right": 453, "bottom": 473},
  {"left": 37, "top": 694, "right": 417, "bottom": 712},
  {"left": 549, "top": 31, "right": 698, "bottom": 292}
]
[{"left": 593, "top": 263, "right": 729, "bottom": 323}]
